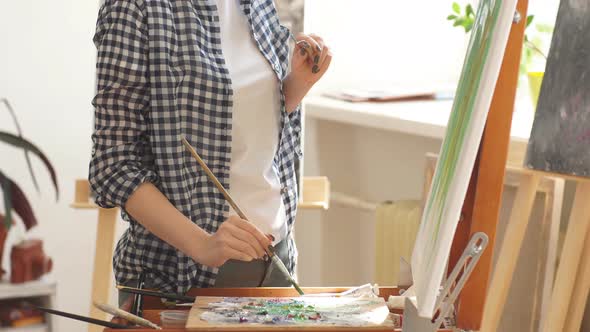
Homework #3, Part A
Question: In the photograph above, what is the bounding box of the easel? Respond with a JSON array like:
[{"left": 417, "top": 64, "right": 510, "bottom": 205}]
[
  {"left": 449, "top": 0, "right": 530, "bottom": 329},
  {"left": 482, "top": 170, "right": 590, "bottom": 332},
  {"left": 71, "top": 179, "right": 119, "bottom": 332}
]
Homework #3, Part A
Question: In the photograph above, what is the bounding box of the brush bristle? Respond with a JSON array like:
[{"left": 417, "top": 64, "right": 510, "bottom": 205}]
[{"left": 293, "top": 282, "right": 305, "bottom": 296}]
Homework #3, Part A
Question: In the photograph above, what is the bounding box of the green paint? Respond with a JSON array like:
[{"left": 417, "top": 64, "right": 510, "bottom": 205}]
[{"left": 423, "top": 0, "right": 503, "bottom": 268}]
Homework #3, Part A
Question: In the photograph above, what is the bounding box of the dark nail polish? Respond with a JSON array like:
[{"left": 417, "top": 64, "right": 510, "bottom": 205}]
[
  {"left": 299, "top": 48, "right": 306, "bottom": 56},
  {"left": 316, "top": 45, "right": 322, "bottom": 52},
  {"left": 314, "top": 55, "right": 320, "bottom": 64},
  {"left": 312, "top": 65, "right": 319, "bottom": 74}
]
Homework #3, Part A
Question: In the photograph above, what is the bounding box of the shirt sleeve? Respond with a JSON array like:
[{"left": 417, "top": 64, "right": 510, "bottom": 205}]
[
  {"left": 88, "top": 0, "right": 159, "bottom": 209},
  {"left": 288, "top": 103, "right": 303, "bottom": 158}
]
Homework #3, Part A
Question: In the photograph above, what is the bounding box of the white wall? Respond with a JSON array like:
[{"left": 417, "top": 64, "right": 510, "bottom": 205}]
[
  {"left": 0, "top": 1, "right": 126, "bottom": 331},
  {"left": 296, "top": 0, "right": 469, "bottom": 287},
  {"left": 304, "top": 0, "right": 469, "bottom": 92}
]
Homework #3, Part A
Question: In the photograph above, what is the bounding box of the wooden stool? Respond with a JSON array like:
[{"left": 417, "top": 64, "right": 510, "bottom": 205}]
[{"left": 71, "top": 179, "right": 118, "bottom": 332}]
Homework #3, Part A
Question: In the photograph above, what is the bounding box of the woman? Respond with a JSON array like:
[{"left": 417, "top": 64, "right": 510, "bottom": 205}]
[{"left": 89, "top": 0, "right": 331, "bottom": 308}]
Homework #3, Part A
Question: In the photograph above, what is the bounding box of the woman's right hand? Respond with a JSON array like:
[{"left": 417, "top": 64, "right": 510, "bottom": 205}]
[{"left": 193, "top": 215, "right": 272, "bottom": 267}]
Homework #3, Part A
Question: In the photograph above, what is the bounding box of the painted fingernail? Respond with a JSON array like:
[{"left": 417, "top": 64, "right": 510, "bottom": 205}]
[
  {"left": 316, "top": 45, "right": 322, "bottom": 52},
  {"left": 314, "top": 55, "right": 320, "bottom": 64},
  {"left": 267, "top": 234, "right": 275, "bottom": 241},
  {"left": 299, "top": 48, "right": 306, "bottom": 56},
  {"left": 312, "top": 65, "right": 319, "bottom": 74}
]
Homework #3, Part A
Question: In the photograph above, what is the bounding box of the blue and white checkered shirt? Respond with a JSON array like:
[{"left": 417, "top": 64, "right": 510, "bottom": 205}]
[{"left": 88, "top": 0, "right": 302, "bottom": 294}]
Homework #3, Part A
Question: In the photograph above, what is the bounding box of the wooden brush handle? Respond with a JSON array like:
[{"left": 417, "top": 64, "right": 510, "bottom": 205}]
[
  {"left": 181, "top": 137, "right": 277, "bottom": 257},
  {"left": 181, "top": 137, "right": 248, "bottom": 219}
]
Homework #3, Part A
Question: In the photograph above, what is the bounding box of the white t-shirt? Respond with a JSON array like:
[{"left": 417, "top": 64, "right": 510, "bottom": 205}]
[{"left": 215, "top": 0, "right": 288, "bottom": 243}]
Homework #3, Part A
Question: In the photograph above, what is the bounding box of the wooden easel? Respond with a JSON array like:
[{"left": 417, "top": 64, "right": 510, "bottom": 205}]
[
  {"left": 481, "top": 170, "right": 590, "bottom": 332},
  {"left": 448, "top": 0, "right": 530, "bottom": 329},
  {"left": 71, "top": 179, "right": 119, "bottom": 332}
]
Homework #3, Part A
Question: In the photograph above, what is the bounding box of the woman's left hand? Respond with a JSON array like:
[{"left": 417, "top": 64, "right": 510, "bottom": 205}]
[
  {"left": 283, "top": 33, "right": 332, "bottom": 113},
  {"left": 290, "top": 33, "right": 332, "bottom": 88}
]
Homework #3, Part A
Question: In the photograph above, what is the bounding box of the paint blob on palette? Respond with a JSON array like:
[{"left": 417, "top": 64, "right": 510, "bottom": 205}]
[{"left": 186, "top": 296, "right": 393, "bottom": 329}]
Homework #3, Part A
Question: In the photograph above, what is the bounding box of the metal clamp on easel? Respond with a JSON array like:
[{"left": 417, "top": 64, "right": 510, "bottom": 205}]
[{"left": 402, "top": 232, "right": 489, "bottom": 332}]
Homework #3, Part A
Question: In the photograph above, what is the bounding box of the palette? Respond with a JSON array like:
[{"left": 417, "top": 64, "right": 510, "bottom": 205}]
[{"left": 186, "top": 296, "right": 394, "bottom": 330}]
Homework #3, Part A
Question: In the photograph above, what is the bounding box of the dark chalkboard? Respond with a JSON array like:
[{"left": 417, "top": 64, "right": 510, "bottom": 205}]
[{"left": 525, "top": 0, "right": 590, "bottom": 177}]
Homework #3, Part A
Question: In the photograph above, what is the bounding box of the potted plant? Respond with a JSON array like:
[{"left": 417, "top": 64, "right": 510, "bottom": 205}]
[
  {"left": 447, "top": 2, "right": 551, "bottom": 108},
  {"left": 0, "top": 98, "right": 58, "bottom": 279}
]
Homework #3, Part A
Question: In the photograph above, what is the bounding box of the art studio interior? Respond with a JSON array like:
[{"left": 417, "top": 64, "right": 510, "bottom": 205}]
[{"left": 1, "top": 0, "right": 588, "bottom": 331}]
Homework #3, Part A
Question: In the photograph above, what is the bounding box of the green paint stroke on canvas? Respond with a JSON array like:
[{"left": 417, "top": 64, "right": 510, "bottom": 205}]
[{"left": 424, "top": 0, "right": 503, "bottom": 267}]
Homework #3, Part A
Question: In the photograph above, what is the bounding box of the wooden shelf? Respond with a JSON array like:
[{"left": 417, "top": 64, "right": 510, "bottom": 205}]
[
  {"left": 0, "top": 279, "right": 56, "bottom": 300},
  {"left": 299, "top": 176, "right": 330, "bottom": 210}
]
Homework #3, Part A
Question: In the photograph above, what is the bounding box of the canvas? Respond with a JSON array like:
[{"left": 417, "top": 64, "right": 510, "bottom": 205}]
[
  {"left": 411, "top": 0, "right": 519, "bottom": 318},
  {"left": 525, "top": 0, "right": 590, "bottom": 177}
]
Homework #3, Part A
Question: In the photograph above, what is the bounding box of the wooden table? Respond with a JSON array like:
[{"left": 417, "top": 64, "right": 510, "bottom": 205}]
[{"left": 102, "top": 287, "right": 450, "bottom": 332}]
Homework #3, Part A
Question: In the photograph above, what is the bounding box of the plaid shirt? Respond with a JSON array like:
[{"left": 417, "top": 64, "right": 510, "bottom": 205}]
[{"left": 89, "top": 0, "right": 302, "bottom": 294}]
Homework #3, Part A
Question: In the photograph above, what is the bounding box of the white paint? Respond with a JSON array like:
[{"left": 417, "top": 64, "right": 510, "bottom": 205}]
[{"left": 0, "top": 1, "right": 125, "bottom": 331}]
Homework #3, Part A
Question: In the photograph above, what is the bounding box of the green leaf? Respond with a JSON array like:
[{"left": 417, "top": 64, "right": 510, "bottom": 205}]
[
  {"left": 447, "top": 14, "right": 458, "bottom": 20},
  {"left": 453, "top": 17, "right": 466, "bottom": 27},
  {"left": 0, "top": 171, "right": 37, "bottom": 230},
  {"left": 466, "top": 4, "right": 474, "bottom": 17},
  {"left": 526, "top": 15, "right": 534, "bottom": 28},
  {"left": 452, "top": 2, "right": 461, "bottom": 14},
  {"left": 465, "top": 22, "right": 474, "bottom": 33},
  {"left": 0, "top": 99, "right": 39, "bottom": 193},
  {"left": 0, "top": 131, "right": 59, "bottom": 200},
  {"left": 1, "top": 175, "right": 12, "bottom": 230}
]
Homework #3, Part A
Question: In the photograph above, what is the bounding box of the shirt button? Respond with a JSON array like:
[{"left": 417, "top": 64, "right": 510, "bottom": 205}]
[{"left": 281, "top": 186, "right": 289, "bottom": 194}]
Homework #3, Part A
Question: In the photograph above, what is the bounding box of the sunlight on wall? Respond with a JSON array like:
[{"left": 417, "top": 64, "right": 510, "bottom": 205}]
[
  {"left": 304, "top": 0, "right": 559, "bottom": 92},
  {"left": 304, "top": 0, "right": 469, "bottom": 92}
]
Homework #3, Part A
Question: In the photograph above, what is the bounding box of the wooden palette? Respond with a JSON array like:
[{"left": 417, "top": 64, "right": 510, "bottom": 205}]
[{"left": 186, "top": 296, "right": 394, "bottom": 331}]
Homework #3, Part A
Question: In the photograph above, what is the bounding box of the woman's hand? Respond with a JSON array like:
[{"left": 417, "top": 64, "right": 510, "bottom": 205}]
[
  {"left": 284, "top": 33, "right": 332, "bottom": 113},
  {"left": 291, "top": 33, "right": 332, "bottom": 86},
  {"left": 192, "top": 215, "right": 272, "bottom": 267}
]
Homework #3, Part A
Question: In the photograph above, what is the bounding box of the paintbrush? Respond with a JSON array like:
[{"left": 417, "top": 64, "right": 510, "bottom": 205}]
[
  {"left": 117, "top": 285, "right": 196, "bottom": 303},
  {"left": 181, "top": 136, "right": 305, "bottom": 296},
  {"left": 94, "top": 302, "right": 161, "bottom": 330},
  {"left": 36, "top": 307, "right": 132, "bottom": 329}
]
